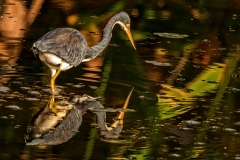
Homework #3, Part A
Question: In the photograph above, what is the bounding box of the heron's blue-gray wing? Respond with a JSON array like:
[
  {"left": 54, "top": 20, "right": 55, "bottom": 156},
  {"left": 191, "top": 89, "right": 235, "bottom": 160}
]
[{"left": 34, "top": 28, "right": 88, "bottom": 66}]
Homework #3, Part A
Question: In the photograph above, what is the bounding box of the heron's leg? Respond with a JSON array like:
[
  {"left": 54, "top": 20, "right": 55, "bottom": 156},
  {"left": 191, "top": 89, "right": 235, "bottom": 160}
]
[
  {"left": 49, "top": 95, "right": 55, "bottom": 109},
  {"left": 48, "top": 95, "right": 59, "bottom": 114},
  {"left": 50, "top": 69, "right": 61, "bottom": 93}
]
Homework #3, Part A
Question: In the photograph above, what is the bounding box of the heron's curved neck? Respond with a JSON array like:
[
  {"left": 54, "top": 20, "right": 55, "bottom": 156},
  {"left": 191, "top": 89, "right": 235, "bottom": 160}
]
[{"left": 86, "top": 17, "right": 122, "bottom": 59}]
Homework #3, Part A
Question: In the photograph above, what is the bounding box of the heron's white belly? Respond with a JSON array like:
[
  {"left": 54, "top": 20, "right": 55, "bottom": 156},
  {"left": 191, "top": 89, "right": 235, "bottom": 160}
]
[{"left": 39, "top": 52, "right": 73, "bottom": 71}]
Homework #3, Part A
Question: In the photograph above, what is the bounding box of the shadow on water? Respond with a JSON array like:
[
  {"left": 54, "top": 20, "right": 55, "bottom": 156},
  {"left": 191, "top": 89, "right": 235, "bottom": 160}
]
[{"left": 1, "top": 0, "right": 240, "bottom": 159}]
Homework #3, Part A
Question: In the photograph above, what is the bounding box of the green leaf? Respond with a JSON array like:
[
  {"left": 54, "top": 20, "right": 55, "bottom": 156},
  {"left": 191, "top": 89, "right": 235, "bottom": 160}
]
[{"left": 186, "top": 63, "right": 226, "bottom": 96}]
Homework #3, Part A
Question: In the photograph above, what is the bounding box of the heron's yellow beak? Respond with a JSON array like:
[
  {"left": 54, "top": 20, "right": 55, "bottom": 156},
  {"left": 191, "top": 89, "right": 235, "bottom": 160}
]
[{"left": 124, "top": 23, "right": 136, "bottom": 50}]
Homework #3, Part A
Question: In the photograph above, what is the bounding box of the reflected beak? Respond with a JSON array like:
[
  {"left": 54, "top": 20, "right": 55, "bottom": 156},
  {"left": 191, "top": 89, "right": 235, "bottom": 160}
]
[{"left": 124, "top": 24, "right": 136, "bottom": 50}]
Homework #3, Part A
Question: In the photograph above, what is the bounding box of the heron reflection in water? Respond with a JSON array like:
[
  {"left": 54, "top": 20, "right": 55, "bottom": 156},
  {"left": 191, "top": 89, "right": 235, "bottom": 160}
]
[
  {"left": 25, "top": 88, "right": 134, "bottom": 145},
  {"left": 31, "top": 12, "right": 136, "bottom": 93}
]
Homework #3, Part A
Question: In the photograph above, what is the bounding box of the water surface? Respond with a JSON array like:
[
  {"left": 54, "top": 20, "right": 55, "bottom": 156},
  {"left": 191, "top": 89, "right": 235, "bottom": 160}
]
[{"left": 1, "top": 0, "right": 240, "bottom": 159}]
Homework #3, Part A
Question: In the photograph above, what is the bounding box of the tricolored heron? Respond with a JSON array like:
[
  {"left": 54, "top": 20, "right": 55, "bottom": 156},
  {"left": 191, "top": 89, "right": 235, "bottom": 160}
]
[{"left": 32, "top": 11, "right": 136, "bottom": 93}]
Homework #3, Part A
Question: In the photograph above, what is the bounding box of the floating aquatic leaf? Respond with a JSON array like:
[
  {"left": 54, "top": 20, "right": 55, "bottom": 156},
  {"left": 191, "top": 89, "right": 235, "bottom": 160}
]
[
  {"left": 184, "top": 120, "right": 201, "bottom": 126},
  {"left": 42, "top": 88, "right": 62, "bottom": 94},
  {"left": 154, "top": 32, "right": 189, "bottom": 39},
  {"left": 0, "top": 116, "right": 8, "bottom": 119},
  {"left": 138, "top": 95, "right": 145, "bottom": 99},
  {"left": 169, "top": 70, "right": 182, "bottom": 76},
  {"left": 174, "top": 147, "right": 183, "bottom": 150},
  {"left": 0, "top": 99, "right": 7, "bottom": 102},
  {"left": 14, "top": 125, "right": 21, "bottom": 128},
  {"left": 20, "top": 87, "right": 31, "bottom": 90},
  {"left": 234, "top": 155, "right": 240, "bottom": 160},
  {"left": 145, "top": 60, "right": 171, "bottom": 66},
  {"left": 109, "top": 43, "right": 119, "bottom": 47},
  {"left": 177, "top": 78, "right": 185, "bottom": 81},
  {"left": 169, "top": 153, "right": 181, "bottom": 158},
  {"left": 223, "top": 128, "right": 236, "bottom": 132},
  {"left": 195, "top": 48, "right": 206, "bottom": 52},
  {"left": 234, "top": 122, "right": 240, "bottom": 125},
  {"left": 210, "top": 126, "right": 220, "bottom": 130},
  {"left": 73, "top": 84, "right": 85, "bottom": 88},
  {"left": 25, "top": 97, "right": 40, "bottom": 101},
  {"left": 195, "top": 142, "right": 206, "bottom": 146},
  {"left": 5, "top": 105, "right": 22, "bottom": 110},
  {"left": 89, "top": 85, "right": 98, "bottom": 89},
  {"left": 138, "top": 126, "right": 146, "bottom": 130},
  {"left": 179, "top": 127, "right": 192, "bottom": 131},
  {"left": 217, "top": 48, "right": 227, "bottom": 50},
  {"left": 32, "top": 85, "right": 42, "bottom": 89},
  {"left": 28, "top": 91, "right": 41, "bottom": 96},
  {"left": 138, "top": 136, "right": 148, "bottom": 140},
  {"left": 227, "top": 87, "right": 240, "bottom": 92},
  {"left": 0, "top": 65, "right": 15, "bottom": 70},
  {"left": 0, "top": 86, "right": 10, "bottom": 93},
  {"left": 65, "top": 83, "right": 74, "bottom": 85},
  {"left": 90, "top": 15, "right": 99, "bottom": 18},
  {"left": 201, "top": 39, "right": 211, "bottom": 43},
  {"left": 12, "top": 81, "right": 22, "bottom": 84},
  {"left": 9, "top": 114, "right": 15, "bottom": 118},
  {"left": 90, "top": 123, "right": 98, "bottom": 127}
]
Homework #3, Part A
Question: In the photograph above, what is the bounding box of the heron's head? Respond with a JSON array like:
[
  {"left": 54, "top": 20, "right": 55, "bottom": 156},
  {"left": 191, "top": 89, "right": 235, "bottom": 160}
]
[{"left": 113, "top": 12, "right": 136, "bottom": 50}]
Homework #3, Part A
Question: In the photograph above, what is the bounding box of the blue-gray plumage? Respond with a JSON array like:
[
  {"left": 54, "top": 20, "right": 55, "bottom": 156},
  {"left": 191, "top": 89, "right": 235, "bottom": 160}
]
[
  {"left": 33, "top": 28, "right": 88, "bottom": 66},
  {"left": 32, "top": 11, "right": 136, "bottom": 93}
]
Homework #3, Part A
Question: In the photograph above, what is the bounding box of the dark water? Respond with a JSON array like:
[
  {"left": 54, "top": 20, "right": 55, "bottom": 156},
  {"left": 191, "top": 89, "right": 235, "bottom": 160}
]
[{"left": 1, "top": 0, "right": 240, "bottom": 159}]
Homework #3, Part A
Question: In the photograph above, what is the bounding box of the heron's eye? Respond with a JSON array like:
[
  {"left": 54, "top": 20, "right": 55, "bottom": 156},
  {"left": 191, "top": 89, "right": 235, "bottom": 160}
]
[{"left": 126, "top": 23, "right": 130, "bottom": 29}]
